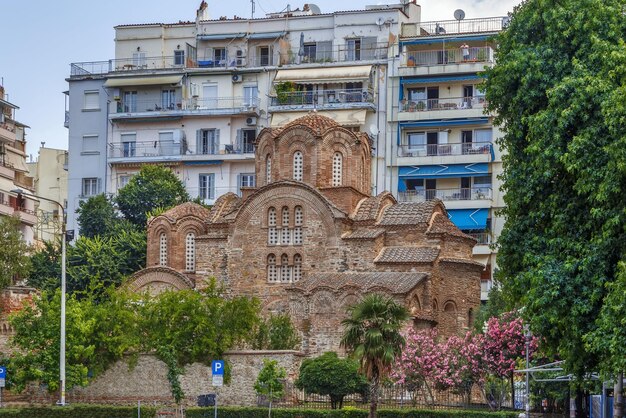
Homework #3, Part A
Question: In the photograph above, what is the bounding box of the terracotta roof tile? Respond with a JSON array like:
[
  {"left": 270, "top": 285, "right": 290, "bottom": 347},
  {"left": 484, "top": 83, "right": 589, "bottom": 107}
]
[
  {"left": 375, "top": 246, "right": 440, "bottom": 264},
  {"left": 271, "top": 113, "right": 340, "bottom": 137},
  {"left": 427, "top": 212, "right": 476, "bottom": 240},
  {"left": 377, "top": 201, "right": 438, "bottom": 226},
  {"left": 352, "top": 192, "right": 395, "bottom": 223},
  {"left": 161, "top": 201, "right": 210, "bottom": 221},
  {"left": 289, "top": 272, "right": 428, "bottom": 294},
  {"left": 439, "top": 257, "right": 486, "bottom": 267},
  {"left": 208, "top": 193, "right": 242, "bottom": 223},
  {"left": 342, "top": 228, "right": 386, "bottom": 240}
]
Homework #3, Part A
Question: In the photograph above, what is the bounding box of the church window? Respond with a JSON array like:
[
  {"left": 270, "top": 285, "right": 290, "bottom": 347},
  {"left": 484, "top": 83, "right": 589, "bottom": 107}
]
[
  {"left": 332, "top": 152, "right": 343, "bottom": 186},
  {"left": 159, "top": 233, "right": 167, "bottom": 266},
  {"left": 293, "top": 206, "right": 303, "bottom": 245},
  {"left": 280, "top": 254, "right": 291, "bottom": 282},
  {"left": 293, "top": 254, "right": 302, "bottom": 282},
  {"left": 267, "top": 254, "right": 277, "bottom": 282},
  {"left": 185, "top": 232, "right": 195, "bottom": 271},
  {"left": 281, "top": 207, "right": 291, "bottom": 245},
  {"left": 266, "top": 155, "right": 272, "bottom": 184},
  {"left": 268, "top": 207, "right": 278, "bottom": 245},
  {"left": 293, "top": 151, "right": 303, "bottom": 181}
]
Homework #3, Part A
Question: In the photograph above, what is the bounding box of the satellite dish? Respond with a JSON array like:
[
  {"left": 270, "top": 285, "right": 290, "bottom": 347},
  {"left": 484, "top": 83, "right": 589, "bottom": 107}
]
[
  {"left": 369, "top": 125, "right": 379, "bottom": 136},
  {"left": 308, "top": 3, "right": 321, "bottom": 14},
  {"left": 454, "top": 9, "right": 466, "bottom": 20},
  {"left": 376, "top": 17, "right": 385, "bottom": 27}
]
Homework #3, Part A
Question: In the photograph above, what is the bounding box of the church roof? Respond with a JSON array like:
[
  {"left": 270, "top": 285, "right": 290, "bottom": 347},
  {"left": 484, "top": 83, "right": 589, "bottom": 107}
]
[
  {"left": 342, "top": 228, "right": 386, "bottom": 240},
  {"left": 375, "top": 246, "right": 440, "bottom": 264},
  {"left": 352, "top": 192, "right": 395, "bottom": 223},
  {"left": 289, "top": 272, "right": 428, "bottom": 294},
  {"left": 158, "top": 201, "right": 211, "bottom": 221},
  {"left": 377, "top": 201, "right": 440, "bottom": 226},
  {"left": 427, "top": 212, "right": 476, "bottom": 241},
  {"left": 274, "top": 113, "right": 341, "bottom": 136}
]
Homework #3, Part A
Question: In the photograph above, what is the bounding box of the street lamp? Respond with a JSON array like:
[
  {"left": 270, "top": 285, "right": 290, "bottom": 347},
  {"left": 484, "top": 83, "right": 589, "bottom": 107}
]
[{"left": 11, "top": 189, "right": 67, "bottom": 406}]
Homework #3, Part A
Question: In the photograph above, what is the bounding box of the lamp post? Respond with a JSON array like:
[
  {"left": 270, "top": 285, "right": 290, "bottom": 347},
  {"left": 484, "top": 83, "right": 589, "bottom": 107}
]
[
  {"left": 524, "top": 324, "right": 531, "bottom": 418},
  {"left": 11, "top": 189, "right": 67, "bottom": 406}
]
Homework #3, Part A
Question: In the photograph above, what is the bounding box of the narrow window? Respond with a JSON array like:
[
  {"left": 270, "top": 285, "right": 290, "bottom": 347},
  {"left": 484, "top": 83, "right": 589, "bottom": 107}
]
[
  {"left": 267, "top": 254, "right": 277, "bottom": 282},
  {"left": 332, "top": 152, "right": 343, "bottom": 186},
  {"left": 185, "top": 232, "right": 195, "bottom": 271},
  {"left": 268, "top": 207, "right": 278, "bottom": 245},
  {"left": 293, "top": 151, "right": 303, "bottom": 181},
  {"left": 159, "top": 233, "right": 167, "bottom": 266},
  {"left": 266, "top": 155, "right": 272, "bottom": 184},
  {"left": 293, "top": 254, "right": 302, "bottom": 282},
  {"left": 199, "top": 173, "right": 215, "bottom": 200},
  {"left": 293, "top": 206, "right": 303, "bottom": 245},
  {"left": 280, "top": 254, "right": 291, "bottom": 282},
  {"left": 281, "top": 207, "right": 291, "bottom": 245}
]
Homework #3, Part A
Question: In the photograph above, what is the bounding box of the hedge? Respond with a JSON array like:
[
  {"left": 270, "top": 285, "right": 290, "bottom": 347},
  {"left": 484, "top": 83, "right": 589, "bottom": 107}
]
[
  {"left": 185, "top": 406, "right": 519, "bottom": 418},
  {"left": 0, "top": 404, "right": 157, "bottom": 418}
]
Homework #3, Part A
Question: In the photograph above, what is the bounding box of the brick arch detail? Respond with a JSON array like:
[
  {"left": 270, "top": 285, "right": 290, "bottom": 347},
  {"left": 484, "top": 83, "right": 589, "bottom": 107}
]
[{"left": 124, "top": 267, "right": 194, "bottom": 294}]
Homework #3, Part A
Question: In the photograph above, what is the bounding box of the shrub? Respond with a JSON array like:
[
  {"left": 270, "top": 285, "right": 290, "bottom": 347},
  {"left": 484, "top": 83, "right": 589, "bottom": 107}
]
[{"left": 0, "top": 404, "right": 156, "bottom": 418}]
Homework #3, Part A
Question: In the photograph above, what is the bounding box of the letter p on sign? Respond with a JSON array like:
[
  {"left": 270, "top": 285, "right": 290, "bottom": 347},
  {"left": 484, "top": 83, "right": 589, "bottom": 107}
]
[{"left": 212, "top": 360, "right": 224, "bottom": 376}]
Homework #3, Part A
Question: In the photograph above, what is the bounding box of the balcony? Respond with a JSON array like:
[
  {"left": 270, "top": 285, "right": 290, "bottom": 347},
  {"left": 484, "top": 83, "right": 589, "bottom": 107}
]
[
  {"left": 276, "top": 43, "right": 389, "bottom": 65},
  {"left": 398, "top": 142, "right": 492, "bottom": 161},
  {"left": 0, "top": 159, "right": 14, "bottom": 179},
  {"left": 401, "top": 17, "right": 507, "bottom": 38},
  {"left": 70, "top": 56, "right": 186, "bottom": 77},
  {"left": 109, "top": 97, "right": 260, "bottom": 120},
  {"left": 398, "top": 96, "right": 487, "bottom": 121},
  {"left": 269, "top": 89, "right": 375, "bottom": 112},
  {"left": 398, "top": 187, "right": 492, "bottom": 203},
  {"left": 0, "top": 122, "right": 16, "bottom": 142},
  {"left": 466, "top": 232, "right": 492, "bottom": 245},
  {"left": 399, "top": 47, "right": 493, "bottom": 77},
  {"left": 14, "top": 172, "right": 34, "bottom": 191},
  {"left": 108, "top": 140, "right": 255, "bottom": 163},
  {"left": 15, "top": 206, "right": 37, "bottom": 226}
]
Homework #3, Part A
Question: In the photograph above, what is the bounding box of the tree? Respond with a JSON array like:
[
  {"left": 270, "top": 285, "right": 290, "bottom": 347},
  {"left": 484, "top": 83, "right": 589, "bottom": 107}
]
[
  {"left": 296, "top": 352, "right": 367, "bottom": 409},
  {"left": 483, "top": 0, "right": 626, "bottom": 402},
  {"left": 341, "top": 294, "right": 409, "bottom": 418},
  {"left": 76, "top": 194, "right": 119, "bottom": 239},
  {"left": 0, "top": 215, "right": 31, "bottom": 289},
  {"left": 254, "top": 359, "right": 286, "bottom": 417},
  {"left": 27, "top": 240, "right": 61, "bottom": 292},
  {"left": 115, "top": 165, "right": 190, "bottom": 228},
  {"left": 253, "top": 313, "right": 300, "bottom": 350}
]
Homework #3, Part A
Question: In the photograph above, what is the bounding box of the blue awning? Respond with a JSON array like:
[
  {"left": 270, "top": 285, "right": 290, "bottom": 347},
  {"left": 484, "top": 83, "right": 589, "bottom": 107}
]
[
  {"left": 447, "top": 208, "right": 489, "bottom": 230},
  {"left": 401, "top": 35, "right": 493, "bottom": 46},
  {"left": 399, "top": 163, "right": 489, "bottom": 179},
  {"left": 183, "top": 160, "right": 223, "bottom": 166},
  {"left": 197, "top": 33, "right": 246, "bottom": 41},
  {"left": 400, "top": 74, "right": 481, "bottom": 86},
  {"left": 248, "top": 31, "right": 287, "bottom": 40},
  {"left": 400, "top": 118, "right": 489, "bottom": 129}
]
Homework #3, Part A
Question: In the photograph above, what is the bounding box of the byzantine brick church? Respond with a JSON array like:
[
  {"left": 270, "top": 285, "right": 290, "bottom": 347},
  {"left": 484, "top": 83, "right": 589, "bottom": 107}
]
[{"left": 128, "top": 114, "right": 483, "bottom": 354}]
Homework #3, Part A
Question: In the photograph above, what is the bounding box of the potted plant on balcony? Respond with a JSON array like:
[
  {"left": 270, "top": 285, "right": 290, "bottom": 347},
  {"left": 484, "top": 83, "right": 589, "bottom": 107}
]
[{"left": 274, "top": 81, "right": 297, "bottom": 105}]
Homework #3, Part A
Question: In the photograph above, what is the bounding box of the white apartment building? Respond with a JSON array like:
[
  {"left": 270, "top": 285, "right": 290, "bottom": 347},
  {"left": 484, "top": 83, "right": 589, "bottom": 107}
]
[{"left": 65, "top": 1, "right": 420, "bottom": 237}]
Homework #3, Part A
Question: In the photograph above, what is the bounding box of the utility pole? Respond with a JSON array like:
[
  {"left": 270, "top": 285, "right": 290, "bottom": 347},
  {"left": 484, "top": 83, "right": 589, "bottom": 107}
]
[{"left": 251, "top": 0, "right": 255, "bottom": 18}]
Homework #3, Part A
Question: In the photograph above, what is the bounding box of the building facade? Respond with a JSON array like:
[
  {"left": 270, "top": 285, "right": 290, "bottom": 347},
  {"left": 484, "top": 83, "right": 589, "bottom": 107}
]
[
  {"left": 127, "top": 114, "right": 483, "bottom": 354},
  {"left": 0, "top": 85, "right": 37, "bottom": 244}
]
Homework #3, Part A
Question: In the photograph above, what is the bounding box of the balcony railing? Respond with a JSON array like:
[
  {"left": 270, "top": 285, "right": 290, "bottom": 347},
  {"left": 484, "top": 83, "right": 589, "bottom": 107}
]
[
  {"left": 108, "top": 140, "right": 256, "bottom": 159},
  {"left": 270, "top": 89, "right": 373, "bottom": 107},
  {"left": 466, "top": 232, "right": 492, "bottom": 245},
  {"left": 111, "top": 97, "right": 260, "bottom": 115},
  {"left": 398, "top": 142, "right": 492, "bottom": 158},
  {"left": 402, "top": 46, "right": 493, "bottom": 67},
  {"left": 71, "top": 56, "right": 186, "bottom": 76},
  {"left": 402, "top": 17, "right": 507, "bottom": 37},
  {"left": 14, "top": 172, "right": 34, "bottom": 190},
  {"left": 398, "top": 187, "right": 492, "bottom": 202},
  {"left": 400, "top": 96, "right": 486, "bottom": 112}
]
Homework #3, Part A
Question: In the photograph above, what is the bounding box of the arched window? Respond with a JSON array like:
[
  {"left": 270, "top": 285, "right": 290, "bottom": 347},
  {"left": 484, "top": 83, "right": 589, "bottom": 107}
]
[
  {"left": 266, "top": 154, "right": 272, "bottom": 185},
  {"left": 268, "top": 207, "right": 278, "bottom": 245},
  {"left": 159, "top": 233, "right": 167, "bottom": 266},
  {"left": 267, "top": 254, "right": 277, "bottom": 282},
  {"left": 293, "top": 206, "right": 303, "bottom": 245},
  {"left": 293, "top": 151, "right": 303, "bottom": 181},
  {"left": 281, "top": 207, "right": 291, "bottom": 245},
  {"left": 185, "top": 232, "right": 195, "bottom": 271},
  {"left": 332, "top": 152, "right": 343, "bottom": 186},
  {"left": 280, "top": 254, "right": 291, "bottom": 282},
  {"left": 293, "top": 254, "right": 302, "bottom": 282},
  {"left": 444, "top": 301, "right": 457, "bottom": 313}
]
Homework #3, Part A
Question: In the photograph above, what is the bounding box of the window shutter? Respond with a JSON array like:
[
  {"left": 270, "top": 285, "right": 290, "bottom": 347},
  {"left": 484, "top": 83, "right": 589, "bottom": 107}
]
[
  {"left": 196, "top": 130, "right": 202, "bottom": 153},
  {"left": 237, "top": 174, "right": 242, "bottom": 196},
  {"left": 236, "top": 129, "right": 243, "bottom": 152},
  {"left": 209, "top": 174, "right": 215, "bottom": 200},
  {"left": 214, "top": 129, "right": 220, "bottom": 153}
]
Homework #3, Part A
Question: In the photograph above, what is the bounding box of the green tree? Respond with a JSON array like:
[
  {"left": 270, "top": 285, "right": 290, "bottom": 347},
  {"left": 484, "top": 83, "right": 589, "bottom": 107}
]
[
  {"left": 76, "top": 194, "right": 119, "bottom": 239},
  {"left": 296, "top": 351, "right": 367, "bottom": 409},
  {"left": 253, "top": 313, "right": 300, "bottom": 350},
  {"left": 254, "top": 359, "right": 286, "bottom": 416},
  {"left": 28, "top": 240, "right": 61, "bottom": 292},
  {"left": 482, "top": 0, "right": 626, "bottom": 397},
  {"left": 0, "top": 215, "right": 31, "bottom": 289},
  {"left": 115, "top": 165, "right": 190, "bottom": 228},
  {"left": 340, "top": 294, "right": 409, "bottom": 418}
]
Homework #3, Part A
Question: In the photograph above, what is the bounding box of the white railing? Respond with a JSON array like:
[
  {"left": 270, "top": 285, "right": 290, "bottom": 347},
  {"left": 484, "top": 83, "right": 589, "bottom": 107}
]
[
  {"left": 466, "top": 232, "right": 492, "bottom": 245},
  {"left": 400, "top": 96, "right": 486, "bottom": 112},
  {"left": 270, "top": 89, "right": 373, "bottom": 107},
  {"left": 111, "top": 97, "right": 260, "bottom": 114},
  {"left": 402, "top": 17, "right": 507, "bottom": 37},
  {"left": 398, "top": 142, "right": 492, "bottom": 158},
  {"left": 402, "top": 46, "right": 493, "bottom": 67},
  {"left": 108, "top": 140, "right": 255, "bottom": 159},
  {"left": 398, "top": 187, "right": 492, "bottom": 202}
]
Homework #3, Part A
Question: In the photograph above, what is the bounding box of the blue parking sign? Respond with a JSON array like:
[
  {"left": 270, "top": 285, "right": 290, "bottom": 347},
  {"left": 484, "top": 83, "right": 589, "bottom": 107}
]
[
  {"left": 211, "top": 360, "right": 224, "bottom": 376},
  {"left": 0, "top": 367, "right": 5, "bottom": 379}
]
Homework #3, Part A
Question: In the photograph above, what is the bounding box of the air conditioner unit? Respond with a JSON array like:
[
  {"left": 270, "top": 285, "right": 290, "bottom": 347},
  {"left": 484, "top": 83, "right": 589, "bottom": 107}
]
[
  {"left": 235, "top": 58, "right": 246, "bottom": 67},
  {"left": 232, "top": 73, "right": 242, "bottom": 83},
  {"left": 246, "top": 116, "right": 257, "bottom": 126},
  {"left": 236, "top": 49, "right": 246, "bottom": 57},
  {"left": 190, "top": 83, "right": 200, "bottom": 97}
]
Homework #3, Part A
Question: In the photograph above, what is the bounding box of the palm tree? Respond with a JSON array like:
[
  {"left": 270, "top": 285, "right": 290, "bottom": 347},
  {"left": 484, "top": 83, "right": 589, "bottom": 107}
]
[{"left": 340, "top": 293, "right": 410, "bottom": 418}]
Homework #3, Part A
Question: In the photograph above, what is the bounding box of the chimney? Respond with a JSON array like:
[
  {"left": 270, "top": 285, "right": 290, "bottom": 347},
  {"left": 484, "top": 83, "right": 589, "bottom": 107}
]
[{"left": 196, "top": 1, "right": 210, "bottom": 21}]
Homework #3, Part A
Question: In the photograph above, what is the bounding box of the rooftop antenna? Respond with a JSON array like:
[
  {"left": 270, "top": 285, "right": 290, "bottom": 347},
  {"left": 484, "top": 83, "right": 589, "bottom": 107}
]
[{"left": 251, "top": 0, "right": 255, "bottom": 18}]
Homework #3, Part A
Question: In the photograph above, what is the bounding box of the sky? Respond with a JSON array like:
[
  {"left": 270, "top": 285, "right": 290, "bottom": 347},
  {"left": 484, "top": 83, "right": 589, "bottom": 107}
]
[{"left": 1, "top": 0, "right": 520, "bottom": 158}]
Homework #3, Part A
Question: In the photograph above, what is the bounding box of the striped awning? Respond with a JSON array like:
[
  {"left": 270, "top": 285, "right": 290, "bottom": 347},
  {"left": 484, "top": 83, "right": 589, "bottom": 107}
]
[
  {"left": 104, "top": 75, "right": 183, "bottom": 88},
  {"left": 399, "top": 163, "right": 489, "bottom": 178},
  {"left": 274, "top": 65, "right": 372, "bottom": 84}
]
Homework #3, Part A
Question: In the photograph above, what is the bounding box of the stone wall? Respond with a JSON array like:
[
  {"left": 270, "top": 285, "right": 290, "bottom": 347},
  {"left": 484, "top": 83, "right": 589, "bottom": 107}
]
[{"left": 67, "top": 351, "right": 302, "bottom": 406}]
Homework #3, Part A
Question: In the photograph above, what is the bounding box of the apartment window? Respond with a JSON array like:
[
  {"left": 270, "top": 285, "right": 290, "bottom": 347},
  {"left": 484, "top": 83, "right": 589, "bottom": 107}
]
[
  {"left": 185, "top": 232, "right": 195, "bottom": 271},
  {"left": 293, "top": 254, "right": 302, "bottom": 282},
  {"left": 473, "top": 176, "right": 492, "bottom": 197},
  {"left": 199, "top": 173, "right": 215, "bottom": 200},
  {"left": 266, "top": 155, "right": 272, "bottom": 184},
  {"left": 293, "top": 206, "right": 303, "bottom": 245},
  {"left": 474, "top": 128, "right": 492, "bottom": 143},
  {"left": 258, "top": 46, "right": 271, "bottom": 66},
  {"left": 196, "top": 129, "right": 219, "bottom": 154},
  {"left": 83, "top": 91, "right": 100, "bottom": 110},
  {"left": 293, "top": 151, "right": 303, "bottom": 181},
  {"left": 239, "top": 173, "right": 255, "bottom": 190},
  {"left": 132, "top": 52, "right": 146, "bottom": 68},
  {"left": 405, "top": 132, "right": 426, "bottom": 154},
  {"left": 236, "top": 129, "right": 256, "bottom": 153},
  {"left": 243, "top": 85, "right": 258, "bottom": 107},
  {"left": 123, "top": 91, "right": 137, "bottom": 112},
  {"left": 161, "top": 89, "right": 176, "bottom": 110},
  {"left": 120, "top": 133, "right": 136, "bottom": 157},
  {"left": 119, "top": 175, "right": 131, "bottom": 188},
  {"left": 280, "top": 254, "right": 291, "bottom": 283},
  {"left": 174, "top": 50, "right": 185, "bottom": 66},
  {"left": 81, "top": 178, "right": 99, "bottom": 197},
  {"left": 332, "top": 152, "right": 343, "bottom": 186},
  {"left": 268, "top": 207, "right": 278, "bottom": 245},
  {"left": 303, "top": 43, "right": 317, "bottom": 62},
  {"left": 159, "top": 233, "right": 167, "bottom": 266},
  {"left": 214, "top": 48, "right": 227, "bottom": 62},
  {"left": 267, "top": 254, "right": 278, "bottom": 282},
  {"left": 82, "top": 135, "right": 99, "bottom": 154}
]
